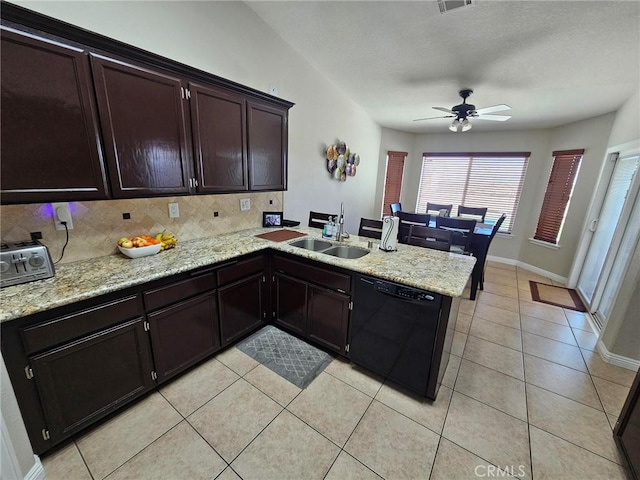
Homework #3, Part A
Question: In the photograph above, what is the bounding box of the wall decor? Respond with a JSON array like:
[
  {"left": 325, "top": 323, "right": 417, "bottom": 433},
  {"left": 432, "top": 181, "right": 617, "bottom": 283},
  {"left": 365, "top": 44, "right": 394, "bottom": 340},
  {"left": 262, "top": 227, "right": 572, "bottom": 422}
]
[{"left": 325, "top": 140, "right": 360, "bottom": 181}]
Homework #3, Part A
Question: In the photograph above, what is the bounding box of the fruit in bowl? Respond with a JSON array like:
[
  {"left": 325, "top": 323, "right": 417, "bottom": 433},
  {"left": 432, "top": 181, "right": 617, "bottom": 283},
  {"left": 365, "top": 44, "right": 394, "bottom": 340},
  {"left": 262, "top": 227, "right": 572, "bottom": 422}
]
[{"left": 117, "top": 235, "right": 162, "bottom": 258}]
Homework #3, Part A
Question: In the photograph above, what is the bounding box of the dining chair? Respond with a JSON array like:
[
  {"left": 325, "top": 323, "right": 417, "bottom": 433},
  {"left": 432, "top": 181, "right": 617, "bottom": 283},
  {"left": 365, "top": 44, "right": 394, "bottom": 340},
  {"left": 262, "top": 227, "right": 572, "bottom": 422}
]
[
  {"left": 435, "top": 216, "right": 477, "bottom": 254},
  {"left": 358, "top": 218, "right": 383, "bottom": 239},
  {"left": 407, "top": 225, "right": 452, "bottom": 252},
  {"left": 426, "top": 202, "right": 453, "bottom": 217},
  {"left": 397, "top": 212, "right": 431, "bottom": 244},
  {"left": 479, "top": 213, "right": 507, "bottom": 289},
  {"left": 308, "top": 211, "right": 336, "bottom": 229},
  {"left": 457, "top": 205, "right": 488, "bottom": 222},
  {"left": 390, "top": 202, "right": 402, "bottom": 216}
]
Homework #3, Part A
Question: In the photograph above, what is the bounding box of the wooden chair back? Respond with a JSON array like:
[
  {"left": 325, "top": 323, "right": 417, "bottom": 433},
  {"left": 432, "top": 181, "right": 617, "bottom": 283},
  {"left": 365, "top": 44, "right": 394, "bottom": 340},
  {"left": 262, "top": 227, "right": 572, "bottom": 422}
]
[
  {"left": 407, "top": 225, "right": 452, "bottom": 252},
  {"left": 426, "top": 202, "right": 453, "bottom": 217},
  {"left": 397, "top": 212, "right": 431, "bottom": 244},
  {"left": 458, "top": 205, "right": 488, "bottom": 222},
  {"left": 435, "top": 216, "right": 477, "bottom": 254},
  {"left": 308, "top": 211, "right": 336, "bottom": 229},
  {"left": 358, "top": 218, "right": 383, "bottom": 239}
]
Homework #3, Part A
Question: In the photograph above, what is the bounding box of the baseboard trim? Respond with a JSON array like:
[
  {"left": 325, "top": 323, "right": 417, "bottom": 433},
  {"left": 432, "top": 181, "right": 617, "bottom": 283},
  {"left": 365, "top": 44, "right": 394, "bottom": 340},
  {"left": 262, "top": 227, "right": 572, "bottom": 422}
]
[
  {"left": 486, "top": 255, "right": 568, "bottom": 285},
  {"left": 597, "top": 340, "right": 640, "bottom": 371},
  {"left": 25, "top": 455, "right": 44, "bottom": 480}
]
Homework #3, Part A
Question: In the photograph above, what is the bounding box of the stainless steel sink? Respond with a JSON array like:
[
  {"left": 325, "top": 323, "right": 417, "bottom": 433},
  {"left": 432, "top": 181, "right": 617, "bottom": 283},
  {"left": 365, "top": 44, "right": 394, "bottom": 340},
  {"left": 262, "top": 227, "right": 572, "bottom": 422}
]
[
  {"left": 322, "top": 245, "right": 370, "bottom": 259},
  {"left": 289, "top": 238, "right": 334, "bottom": 251}
]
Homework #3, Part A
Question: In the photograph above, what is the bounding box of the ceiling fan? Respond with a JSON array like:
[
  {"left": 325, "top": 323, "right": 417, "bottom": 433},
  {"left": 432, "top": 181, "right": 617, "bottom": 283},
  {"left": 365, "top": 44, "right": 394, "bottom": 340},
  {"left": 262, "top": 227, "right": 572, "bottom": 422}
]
[{"left": 414, "top": 89, "right": 511, "bottom": 132}]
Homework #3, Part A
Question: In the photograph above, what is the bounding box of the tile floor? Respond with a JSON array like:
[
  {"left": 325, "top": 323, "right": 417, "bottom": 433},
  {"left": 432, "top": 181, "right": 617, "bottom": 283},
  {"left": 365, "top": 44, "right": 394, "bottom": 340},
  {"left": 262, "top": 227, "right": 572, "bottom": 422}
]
[{"left": 41, "top": 263, "right": 638, "bottom": 480}]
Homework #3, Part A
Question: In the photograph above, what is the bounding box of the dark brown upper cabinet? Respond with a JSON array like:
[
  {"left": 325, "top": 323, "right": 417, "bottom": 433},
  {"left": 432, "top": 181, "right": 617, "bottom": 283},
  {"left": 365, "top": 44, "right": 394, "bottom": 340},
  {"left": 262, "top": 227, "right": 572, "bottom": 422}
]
[
  {"left": 189, "top": 83, "right": 248, "bottom": 193},
  {"left": 0, "top": 27, "right": 109, "bottom": 204},
  {"left": 91, "top": 54, "right": 193, "bottom": 198},
  {"left": 248, "top": 101, "right": 288, "bottom": 191}
]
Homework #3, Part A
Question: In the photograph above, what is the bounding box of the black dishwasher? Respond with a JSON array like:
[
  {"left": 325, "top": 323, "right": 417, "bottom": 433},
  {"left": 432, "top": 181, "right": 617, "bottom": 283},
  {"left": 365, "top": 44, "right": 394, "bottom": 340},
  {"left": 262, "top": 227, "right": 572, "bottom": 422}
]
[{"left": 349, "top": 274, "right": 443, "bottom": 397}]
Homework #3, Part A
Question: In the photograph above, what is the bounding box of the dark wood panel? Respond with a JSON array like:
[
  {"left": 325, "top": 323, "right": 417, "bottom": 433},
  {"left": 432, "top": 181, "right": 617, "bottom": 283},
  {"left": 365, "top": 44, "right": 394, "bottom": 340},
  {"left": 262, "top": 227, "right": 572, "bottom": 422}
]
[
  {"left": 218, "top": 273, "right": 264, "bottom": 346},
  {"left": 274, "top": 273, "right": 307, "bottom": 335},
  {"left": 615, "top": 369, "right": 640, "bottom": 479},
  {"left": 217, "top": 256, "right": 263, "bottom": 287},
  {"left": 273, "top": 255, "right": 351, "bottom": 293},
  {"left": 0, "top": 27, "right": 108, "bottom": 204},
  {"left": 21, "top": 295, "right": 140, "bottom": 355},
  {"left": 143, "top": 269, "right": 216, "bottom": 312},
  {"left": 190, "top": 83, "right": 248, "bottom": 193},
  {"left": 247, "top": 101, "right": 287, "bottom": 191},
  {"left": 91, "top": 54, "right": 192, "bottom": 197},
  {"left": 30, "top": 318, "right": 154, "bottom": 440},
  {"left": 148, "top": 292, "right": 220, "bottom": 382},
  {"left": 307, "top": 285, "right": 349, "bottom": 354}
]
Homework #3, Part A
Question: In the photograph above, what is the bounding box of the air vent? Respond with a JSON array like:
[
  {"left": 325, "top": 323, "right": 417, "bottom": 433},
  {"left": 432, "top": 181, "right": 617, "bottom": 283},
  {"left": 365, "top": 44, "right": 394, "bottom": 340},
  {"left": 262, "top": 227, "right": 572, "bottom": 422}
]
[{"left": 437, "top": 0, "right": 473, "bottom": 14}]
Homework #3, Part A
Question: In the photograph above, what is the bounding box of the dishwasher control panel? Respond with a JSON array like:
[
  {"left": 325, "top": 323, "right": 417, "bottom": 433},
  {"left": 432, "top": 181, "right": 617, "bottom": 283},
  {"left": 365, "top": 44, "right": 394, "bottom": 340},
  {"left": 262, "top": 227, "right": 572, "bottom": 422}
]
[{"left": 374, "top": 279, "right": 440, "bottom": 303}]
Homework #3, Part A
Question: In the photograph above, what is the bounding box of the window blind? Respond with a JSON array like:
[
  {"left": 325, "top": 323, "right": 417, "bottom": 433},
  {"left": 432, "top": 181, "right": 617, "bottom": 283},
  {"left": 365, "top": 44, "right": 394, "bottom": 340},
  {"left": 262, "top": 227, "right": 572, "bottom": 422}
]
[
  {"left": 382, "top": 151, "right": 406, "bottom": 217},
  {"left": 533, "top": 149, "right": 584, "bottom": 244},
  {"left": 417, "top": 152, "right": 530, "bottom": 233}
]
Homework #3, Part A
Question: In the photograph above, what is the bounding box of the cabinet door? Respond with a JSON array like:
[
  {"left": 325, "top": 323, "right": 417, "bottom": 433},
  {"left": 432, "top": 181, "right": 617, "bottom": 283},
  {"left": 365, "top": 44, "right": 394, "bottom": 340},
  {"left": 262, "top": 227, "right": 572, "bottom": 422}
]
[
  {"left": 307, "top": 285, "right": 350, "bottom": 354},
  {"left": 218, "top": 273, "right": 264, "bottom": 346},
  {"left": 1, "top": 27, "right": 108, "bottom": 204},
  {"left": 247, "top": 101, "right": 287, "bottom": 191},
  {"left": 147, "top": 291, "right": 220, "bottom": 382},
  {"left": 274, "top": 272, "right": 307, "bottom": 335},
  {"left": 190, "top": 83, "right": 248, "bottom": 193},
  {"left": 30, "top": 318, "right": 154, "bottom": 441},
  {"left": 91, "top": 54, "right": 192, "bottom": 198}
]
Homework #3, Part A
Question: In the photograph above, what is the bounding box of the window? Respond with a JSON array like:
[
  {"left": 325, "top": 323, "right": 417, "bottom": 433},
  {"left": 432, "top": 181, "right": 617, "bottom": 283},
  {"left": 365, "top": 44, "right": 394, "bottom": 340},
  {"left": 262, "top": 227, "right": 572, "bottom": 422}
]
[
  {"left": 416, "top": 152, "right": 530, "bottom": 233},
  {"left": 381, "top": 151, "right": 406, "bottom": 217},
  {"left": 533, "top": 149, "right": 584, "bottom": 245}
]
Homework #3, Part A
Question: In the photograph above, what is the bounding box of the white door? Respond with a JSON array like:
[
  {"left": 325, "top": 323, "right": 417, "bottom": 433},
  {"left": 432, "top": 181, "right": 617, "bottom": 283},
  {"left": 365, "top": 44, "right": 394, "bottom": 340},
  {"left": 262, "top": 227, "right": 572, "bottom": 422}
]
[{"left": 576, "top": 153, "right": 639, "bottom": 325}]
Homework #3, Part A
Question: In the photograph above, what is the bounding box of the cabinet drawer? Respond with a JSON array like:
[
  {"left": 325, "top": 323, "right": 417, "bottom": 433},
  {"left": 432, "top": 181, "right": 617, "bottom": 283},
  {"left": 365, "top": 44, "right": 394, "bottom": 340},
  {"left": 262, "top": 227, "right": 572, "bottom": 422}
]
[
  {"left": 273, "top": 256, "right": 351, "bottom": 293},
  {"left": 21, "top": 295, "right": 141, "bottom": 355},
  {"left": 217, "top": 256, "right": 264, "bottom": 286},
  {"left": 143, "top": 269, "right": 216, "bottom": 312}
]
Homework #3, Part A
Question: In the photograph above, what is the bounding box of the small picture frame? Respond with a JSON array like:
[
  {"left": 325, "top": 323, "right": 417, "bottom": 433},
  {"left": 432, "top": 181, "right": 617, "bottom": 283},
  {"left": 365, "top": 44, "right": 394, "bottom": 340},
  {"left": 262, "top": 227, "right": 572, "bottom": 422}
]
[{"left": 262, "top": 211, "right": 283, "bottom": 228}]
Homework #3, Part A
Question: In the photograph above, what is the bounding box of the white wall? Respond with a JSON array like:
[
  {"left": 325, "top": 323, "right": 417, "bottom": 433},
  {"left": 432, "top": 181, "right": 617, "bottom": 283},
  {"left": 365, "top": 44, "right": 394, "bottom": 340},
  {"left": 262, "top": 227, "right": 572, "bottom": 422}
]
[
  {"left": 20, "top": 0, "right": 382, "bottom": 236},
  {"left": 607, "top": 88, "right": 640, "bottom": 148}
]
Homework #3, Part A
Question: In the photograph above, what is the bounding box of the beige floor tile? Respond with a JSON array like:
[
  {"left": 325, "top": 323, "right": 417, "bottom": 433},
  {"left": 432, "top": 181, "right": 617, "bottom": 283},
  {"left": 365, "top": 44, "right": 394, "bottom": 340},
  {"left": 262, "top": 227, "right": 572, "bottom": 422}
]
[
  {"left": 581, "top": 349, "right": 637, "bottom": 387},
  {"left": 455, "top": 359, "right": 527, "bottom": 421},
  {"left": 105, "top": 421, "right": 225, "bottom": 480},
  {"left": 443, "top": 392, "right": 530, "bottom": 477},
  {"left": 477, "top": 291, "right": 520, "bottom": 313},
  {"left": 592, "top": 376, "right": 631, "bottom": 416},
  {"left": 459, "top": 297, "right": 477, "bottom": 316},
  {"left": 216, "top": 467, "right": 242, "bottom": 480},
  {"left": 607, "top": 414, "right": 619, "bottom": 431},
  {"left": 345, "top": 401, "right": 440, "bottom": 480},
  {"left": 516, "top": 269, "right": 551, "bottom": 283},
  {"left": 564, "top": 310, "right": 593, "bottom": 331},
  {"left": 485, "top": 272, "right": 520, "bottom": 288},
  {"left": 469, "top": 317, "right": 522, "bottom": 351},
  {"left": 323, "top": 357, "right": 384, "bottom": 398},
  {"left": 442, "top": 354, "right": 461, "bottom": 389},
  {"left": 473, "top": 303, "right": 521, "bottom": 330},
  {"left": 287, "top": 372, "right": 371, "bottom": 446},
  {"left": 455, "top": 312, "right": 472, "bottom": 334},
  {"left": 526, "top": 384, "right": 625, "bottom": 464},
  {"left": 76, "top": 393, "right": 182, "bottom": 480},
  {"left": 486, "top": 261, "right": 517, "bottom": 272},
  {"left": 521, "top": 332, "right": 587, "bottom": 372},
  {"left": 519, "top": 301, "right": 568, "bottom": 325},
  {"left": 244, "top": 363, "right": 301, "bottom": 406},
  {"left": 518, "top": 286, "right": 535, "bottom": 303},
  {"left": 159, "top": 357, "right": 239, "bottom": 416},
  {"left": 520, "top": 315, "right": 577, "bottom": 346},
  {"left": 324, "top": 451, "right": 382, "bottom": 480},
  {"left": 481, "top": 281, "right": 520, "bottom": 299},
  {"left": 451, "top": 331, "right": 467, "bottom": 357},
  {"left": 523, "top": 354, "right": 602, "bottom": 409},
  {"left": 430, "top": 438, "right": 519, "bottom": 480},
  {"left": 188, "top": 379, "right": 282, "bottom": 462},
  {"left": 530, "top": 426, "right": 629, "bottom": 480},
  {"left": 572, "top": 329, "right": 598, "bottom": 351},
  {"left": 232, "top": 410, "right": 339, "bottom": 480},
  {"left": 215, "top": 347, "right": 260, "bottom": 376},
  {"left": 42, "top": 442, "right": 91, "bottom": 480},
  {"left": 463, "top": 336, "right": 524, "bottom": 380},
  {"left": 375, "top": 382, "right": 452, "bottom": 434}
]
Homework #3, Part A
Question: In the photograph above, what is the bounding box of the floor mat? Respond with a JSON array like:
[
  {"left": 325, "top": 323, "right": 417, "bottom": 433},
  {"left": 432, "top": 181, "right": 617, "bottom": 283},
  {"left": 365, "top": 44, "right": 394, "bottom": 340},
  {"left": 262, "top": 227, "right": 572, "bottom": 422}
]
[
  {"left": 529, "top": 281, "right": 587, "bottom": 312},
  {"left": 236, "top": 325, "right": 332, "bottom": 388}
]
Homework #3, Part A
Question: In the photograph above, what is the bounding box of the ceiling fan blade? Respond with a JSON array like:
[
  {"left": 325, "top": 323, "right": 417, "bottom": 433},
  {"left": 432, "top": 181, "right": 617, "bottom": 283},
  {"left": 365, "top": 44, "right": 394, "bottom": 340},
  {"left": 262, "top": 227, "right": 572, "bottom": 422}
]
[
  {"left": 475, "top": 104, "right": 511, "bottom": 115},
  {"left": 475, "top": 114, "right": 512, "bottom": 122},
  {"left": 413, "top": 115, "right": 455, "bottom": 122},
  {"left": 433, "top": 107, "right": 454, "bottom": 114}
]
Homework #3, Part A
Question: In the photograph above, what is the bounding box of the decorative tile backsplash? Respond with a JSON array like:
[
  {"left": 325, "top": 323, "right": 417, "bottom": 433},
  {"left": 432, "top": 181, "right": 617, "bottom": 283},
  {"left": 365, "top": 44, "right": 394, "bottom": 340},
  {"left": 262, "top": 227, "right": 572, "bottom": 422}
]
[{"left": 0, "top": 192, "right": 283, "bottom": 264}]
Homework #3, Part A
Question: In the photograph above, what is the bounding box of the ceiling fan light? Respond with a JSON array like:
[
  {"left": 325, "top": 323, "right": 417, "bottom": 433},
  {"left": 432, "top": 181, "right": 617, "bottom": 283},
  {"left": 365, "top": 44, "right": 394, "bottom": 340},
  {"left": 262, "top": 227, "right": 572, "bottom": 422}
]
[
  {"left": 449, "top": 119, "right": 460, "bottom": 132},
  {"left": 461, "top": 118, "right": 472, "bottom": 132}
]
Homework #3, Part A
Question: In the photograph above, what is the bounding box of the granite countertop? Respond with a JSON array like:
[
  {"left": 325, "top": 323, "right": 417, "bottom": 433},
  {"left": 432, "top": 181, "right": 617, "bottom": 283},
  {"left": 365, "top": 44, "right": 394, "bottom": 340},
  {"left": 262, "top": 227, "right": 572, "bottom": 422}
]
[{"left": 0, "top": 227, "right": 475, "bottom": 323}]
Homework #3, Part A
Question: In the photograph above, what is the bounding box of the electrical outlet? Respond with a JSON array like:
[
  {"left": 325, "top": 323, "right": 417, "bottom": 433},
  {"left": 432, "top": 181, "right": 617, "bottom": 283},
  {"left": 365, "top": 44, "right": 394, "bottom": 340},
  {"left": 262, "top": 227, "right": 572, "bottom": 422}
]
[
  {"left": 240, "top": 198, "right": 251, "bottom": 211},
  {"left": 168, "top": 202, "right": 180, "bottom": 218},
  {"left": 52, "top": 202, "right": 74, "bottom": 230},
  {"left": 213, "top": 211, "right": 219, "bottom": 217}
]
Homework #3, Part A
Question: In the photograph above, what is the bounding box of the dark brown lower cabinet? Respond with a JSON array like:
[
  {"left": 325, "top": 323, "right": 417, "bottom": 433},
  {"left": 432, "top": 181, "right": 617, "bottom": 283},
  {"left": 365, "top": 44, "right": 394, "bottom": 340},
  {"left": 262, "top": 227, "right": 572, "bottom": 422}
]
[
  {"left": 218, "top": 273, "right": 265, "bottom": 346},
  {"left": 274, "top": 272, "right": 307, "bottom": 335},
  {"left": 307, "top": 285, "right": 349, "bottom": 354},
  {"left": 29, "top": 318, "right": 154, "bottom": 440},
  {"left": 614, "top": 369, "right": 640, "bottom": 479},
  {"left": 147, "top": 292, "right": 220, "bottom": 382}
]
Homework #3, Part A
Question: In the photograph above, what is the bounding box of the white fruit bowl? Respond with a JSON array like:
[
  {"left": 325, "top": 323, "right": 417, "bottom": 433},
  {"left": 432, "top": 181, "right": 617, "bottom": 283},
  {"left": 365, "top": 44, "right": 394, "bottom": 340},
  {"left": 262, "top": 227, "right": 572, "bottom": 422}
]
[{"left": 118, "top": 244, "right": 161, "bottom": 259}]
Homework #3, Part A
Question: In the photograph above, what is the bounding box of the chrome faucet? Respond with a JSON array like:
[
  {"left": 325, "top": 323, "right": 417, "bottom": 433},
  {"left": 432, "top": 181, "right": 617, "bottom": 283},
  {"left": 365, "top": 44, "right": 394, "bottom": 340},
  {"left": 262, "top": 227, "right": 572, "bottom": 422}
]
[{"left": 336, "top": 202, "right": 349, "bottom": 241}]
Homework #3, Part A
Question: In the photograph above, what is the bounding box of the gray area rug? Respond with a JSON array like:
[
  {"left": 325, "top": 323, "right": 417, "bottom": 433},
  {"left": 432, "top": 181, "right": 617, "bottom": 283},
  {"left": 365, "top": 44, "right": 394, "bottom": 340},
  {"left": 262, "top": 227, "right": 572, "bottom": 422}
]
[{"left": 236, "top": 325, "right": 332, "bottom": 389}]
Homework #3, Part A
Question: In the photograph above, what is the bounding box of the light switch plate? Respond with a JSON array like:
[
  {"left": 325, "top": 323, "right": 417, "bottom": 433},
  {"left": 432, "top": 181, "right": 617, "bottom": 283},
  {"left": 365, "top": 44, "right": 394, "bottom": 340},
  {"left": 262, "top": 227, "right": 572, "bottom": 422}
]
[
  {"left": 240, "top": 198, "right": 251, "bottom": 211},
  {"left": 168, "top": 202, "right": 180, "bottom": 218}
]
